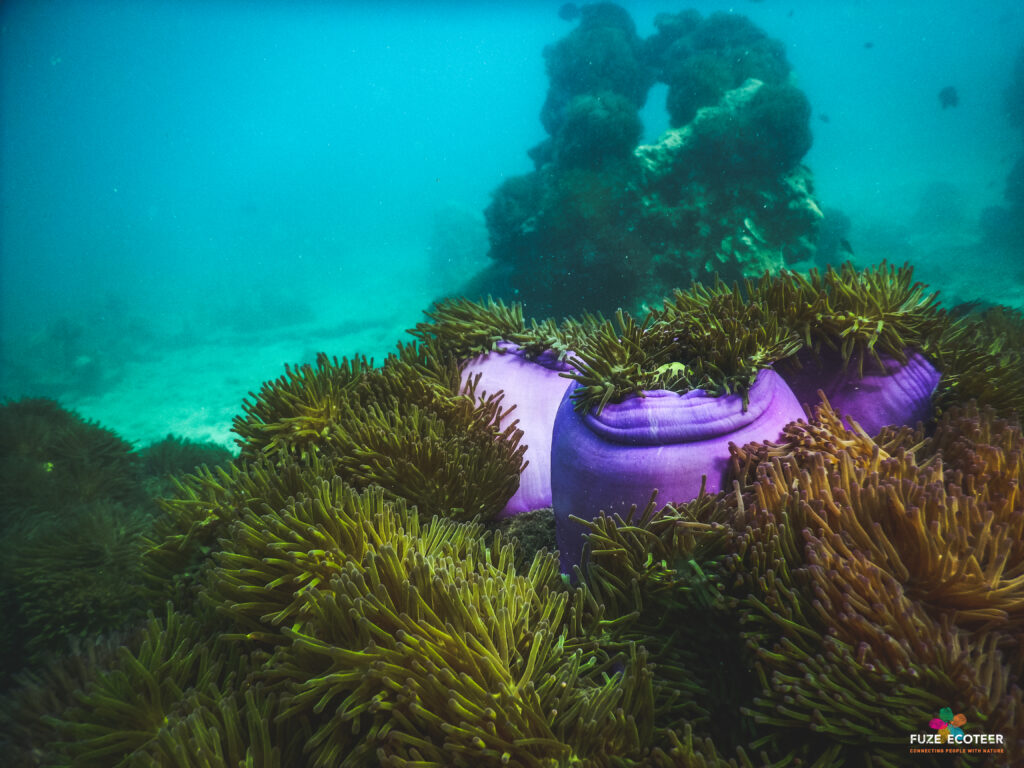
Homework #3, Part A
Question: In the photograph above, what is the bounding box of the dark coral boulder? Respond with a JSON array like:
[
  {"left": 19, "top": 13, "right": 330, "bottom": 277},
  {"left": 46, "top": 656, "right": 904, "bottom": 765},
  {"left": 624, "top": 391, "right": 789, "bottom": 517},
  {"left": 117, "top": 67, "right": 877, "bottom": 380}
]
[
  {"left": 540, "top": 2, "right": 652, "bottom": 137},
  {"left": 553, "top": 91, "right": 643, "bottom": 169},
  {"left": 648, "top": 10, "right": 792, "bottom": 126},
  {"left": 464, "top": 6, "right": 818, "bottom": 318},
  {"left": 682, "top": 79, "right": 813, "bottom": 178}
]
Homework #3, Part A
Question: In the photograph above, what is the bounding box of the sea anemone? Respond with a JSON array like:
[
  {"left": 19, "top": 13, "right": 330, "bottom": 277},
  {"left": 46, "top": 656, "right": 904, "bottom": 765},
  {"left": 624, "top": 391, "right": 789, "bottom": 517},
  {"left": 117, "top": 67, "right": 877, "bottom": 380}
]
[
  {"left": 232, "top": 345, "right": 527, "bottom": 523},
  {"left": 724, "top": 399, "right": 1024, "bottom": 761},
  {"left": 786, "top": 349, "right": 941, "bottom": 435},
  {"left": 932, "top": 304, "right": 1024, "bottom": 416},
  {"left": 12, "top": 259, "right": 1024, "bottom": 765},
  {"left": 205, "top": 479, "right": 661, "bottom": 766},
  {"left": 762, "top": 261, "right": 948, "bottom": 431},
  {"left": 461, "top": 343, "right": 575, "bottom": 515},
  {"left": 413, "top": 297, "right": 598, "bottom": 516},
  {"left": 552, "top": 302, "right": 804, "bottom": 573},
  {"left": 552, "top": 368, "right": 801, "bottom": 573}
]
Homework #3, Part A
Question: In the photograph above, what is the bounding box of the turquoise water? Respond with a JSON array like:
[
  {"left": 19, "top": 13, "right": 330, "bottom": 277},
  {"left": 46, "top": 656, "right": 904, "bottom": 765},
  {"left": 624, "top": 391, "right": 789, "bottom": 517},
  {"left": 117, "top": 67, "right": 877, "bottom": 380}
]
[{"left": 1, "top": 0, "right": 1022, "bottom": 433}]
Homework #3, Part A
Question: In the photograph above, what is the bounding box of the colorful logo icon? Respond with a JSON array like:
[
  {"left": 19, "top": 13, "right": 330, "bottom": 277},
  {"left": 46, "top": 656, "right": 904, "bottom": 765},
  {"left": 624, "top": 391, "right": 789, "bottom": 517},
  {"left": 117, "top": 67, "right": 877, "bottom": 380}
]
[{"left": 929, "top": 707, "right": 967, "bottom": 743}]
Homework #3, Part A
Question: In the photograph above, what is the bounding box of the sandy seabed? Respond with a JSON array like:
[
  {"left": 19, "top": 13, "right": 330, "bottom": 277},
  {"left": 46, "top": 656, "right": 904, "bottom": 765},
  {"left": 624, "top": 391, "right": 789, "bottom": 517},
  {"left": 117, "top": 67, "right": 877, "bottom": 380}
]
[{"left": 62, "top": 264, "right": 440, "bottom": 451}]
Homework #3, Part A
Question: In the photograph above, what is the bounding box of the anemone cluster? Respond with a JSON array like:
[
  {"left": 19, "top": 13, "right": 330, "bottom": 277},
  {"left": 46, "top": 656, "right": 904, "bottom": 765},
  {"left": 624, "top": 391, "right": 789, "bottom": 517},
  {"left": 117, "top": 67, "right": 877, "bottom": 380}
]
[
  {"left": 0, "top": 400, "right": 233, "bottom": 760},
  {"left": 467, "top": 3, "right": 820, "bottom": 318},
  {"left": 719, "top": 400, "right": 1024, "bottom": 764},
  {"left": 0, "top": 400, "right": 232, "bottom": 689},
  {"left": 3, "top": 261, "right": 1022, "bottom": 766}
]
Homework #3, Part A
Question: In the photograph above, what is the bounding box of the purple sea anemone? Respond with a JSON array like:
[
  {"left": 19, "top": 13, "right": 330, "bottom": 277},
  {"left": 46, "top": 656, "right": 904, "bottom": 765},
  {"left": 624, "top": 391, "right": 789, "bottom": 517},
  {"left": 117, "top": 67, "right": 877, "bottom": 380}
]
[
  {"left": 783, "top": 349, "right": 941, "bottom": 435},
  {"left": 461, "top": 343, "right": 575, "bottom": 517},
  {"left": 551, "top": 367, "right": 803, "bottom": 573}
]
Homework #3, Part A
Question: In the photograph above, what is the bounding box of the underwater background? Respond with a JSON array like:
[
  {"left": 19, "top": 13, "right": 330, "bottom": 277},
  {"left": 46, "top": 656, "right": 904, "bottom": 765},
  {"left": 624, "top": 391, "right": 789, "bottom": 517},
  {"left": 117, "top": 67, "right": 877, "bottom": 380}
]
[
  {"left": 3, "top": 1, "right": 1024, "bottom": 766},
  {"left": 2, "top": 0, "right": 1022, "bottom": 445}
]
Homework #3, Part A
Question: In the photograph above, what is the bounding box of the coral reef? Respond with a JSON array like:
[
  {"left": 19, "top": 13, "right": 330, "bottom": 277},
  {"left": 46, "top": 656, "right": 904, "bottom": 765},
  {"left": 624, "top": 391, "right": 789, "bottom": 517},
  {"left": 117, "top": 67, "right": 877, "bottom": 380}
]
[
  {"left": 638, "top": 78, "right": 812, "bottom": 179},
  {"left": 552, "top": 90, "right": 643, "bottom": 169},
  {"left": 5, "top": 262, "right": 1024, "bottom": 766},
  {"left": 539, "top": 2, "right": 652, "bottom": 142},
  {"left": 644, "top": 10, "right": 792, "bottom": 127},
  {"left": 465, "top": 4, "right": 820, "bottom": 317}
]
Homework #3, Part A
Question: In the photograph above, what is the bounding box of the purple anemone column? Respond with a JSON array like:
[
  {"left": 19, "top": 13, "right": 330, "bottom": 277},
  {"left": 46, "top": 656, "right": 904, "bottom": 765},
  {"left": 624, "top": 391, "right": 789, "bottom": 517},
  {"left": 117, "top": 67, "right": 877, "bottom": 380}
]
[
  {"left": 551, "top": 368, "right": 803, "bottom": 574},
  {"left": 782, "top": 349, "right": 941, "bottom": 435},
  {"left": 461, "top": 343, "right": 575, "bottom": 517}
]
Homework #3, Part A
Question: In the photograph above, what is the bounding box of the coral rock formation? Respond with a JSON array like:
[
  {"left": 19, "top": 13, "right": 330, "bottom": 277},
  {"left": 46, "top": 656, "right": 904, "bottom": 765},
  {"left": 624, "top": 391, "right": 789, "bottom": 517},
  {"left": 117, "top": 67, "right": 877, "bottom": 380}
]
[{"left": 466, "top": 5, "right": 820, "bottom": 318}]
